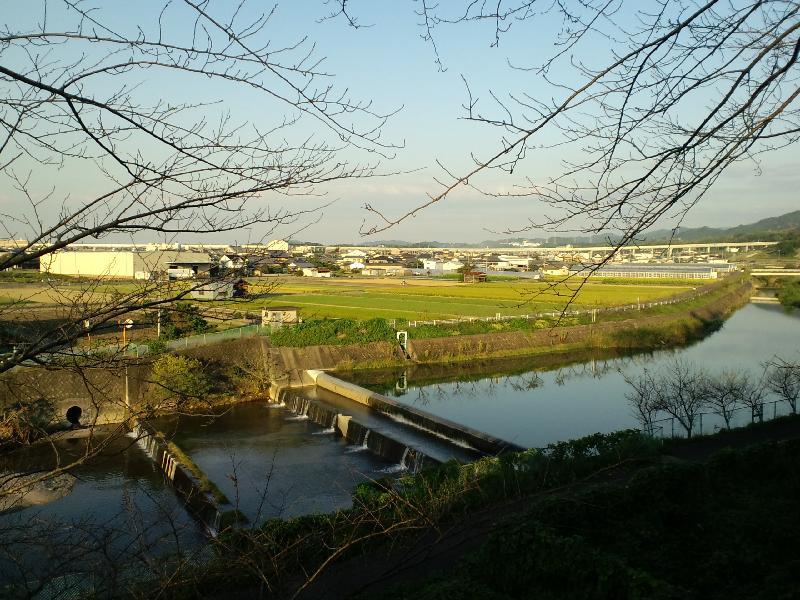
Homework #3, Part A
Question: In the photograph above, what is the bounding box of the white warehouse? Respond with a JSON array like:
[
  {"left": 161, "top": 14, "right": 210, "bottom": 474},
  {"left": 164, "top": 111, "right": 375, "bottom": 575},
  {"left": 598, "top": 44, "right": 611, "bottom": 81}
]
[{"left": 40, "top": 250, "right": 214, "bottom": 279}]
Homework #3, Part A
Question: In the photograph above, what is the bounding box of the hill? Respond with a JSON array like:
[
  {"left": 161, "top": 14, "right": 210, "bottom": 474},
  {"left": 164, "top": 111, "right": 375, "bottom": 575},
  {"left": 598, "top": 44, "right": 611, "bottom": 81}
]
[{"left": 477, "top": 210, "right": 800, "bottom": 247}]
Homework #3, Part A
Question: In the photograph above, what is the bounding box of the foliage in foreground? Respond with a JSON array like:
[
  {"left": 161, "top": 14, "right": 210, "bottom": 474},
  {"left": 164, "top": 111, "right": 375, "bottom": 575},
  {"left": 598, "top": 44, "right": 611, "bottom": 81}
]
[
  {"left": 376, "top": 439, "right": 800, "bottom": 600},
  {"left": 145, "top": 430, "right": 660, "bottom": 598}
]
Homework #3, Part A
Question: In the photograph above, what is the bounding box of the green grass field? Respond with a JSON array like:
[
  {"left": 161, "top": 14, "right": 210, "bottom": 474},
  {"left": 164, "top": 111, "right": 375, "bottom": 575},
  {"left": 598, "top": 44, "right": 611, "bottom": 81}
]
[
  {"left": 225, "top": 278, "right": 703, "bottom": 321},
  {"left": 0, "top": 272, "right": 708, "bottom": 322}
]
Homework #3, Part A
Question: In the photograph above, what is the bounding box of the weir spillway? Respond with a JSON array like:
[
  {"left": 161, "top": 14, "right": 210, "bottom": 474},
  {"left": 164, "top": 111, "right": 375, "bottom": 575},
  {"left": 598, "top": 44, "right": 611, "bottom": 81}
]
[{"left": 274, "top": 370, "right": 523, "bottom": 473}]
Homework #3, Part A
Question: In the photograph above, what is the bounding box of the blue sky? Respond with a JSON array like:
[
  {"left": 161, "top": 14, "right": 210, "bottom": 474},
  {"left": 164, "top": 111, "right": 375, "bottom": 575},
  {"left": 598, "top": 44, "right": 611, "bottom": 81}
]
[{"left": 2, "top": 1, "right": 798, "bottom": 245}]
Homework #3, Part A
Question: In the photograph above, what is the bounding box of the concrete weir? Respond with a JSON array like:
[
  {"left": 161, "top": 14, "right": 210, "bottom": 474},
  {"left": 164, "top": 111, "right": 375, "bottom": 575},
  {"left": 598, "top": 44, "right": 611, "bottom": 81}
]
[
  {"left": 306, "top": 370, "right": 525, "bottom": 456},
  {"left": 282, "top": 390, "right": 436, "bottom": 472},
  {"left": 130, "top": 420, "right": 238, "bottom": 534},
  {"left": 274, "top": 371, "right": 523, "bottom": 473}
]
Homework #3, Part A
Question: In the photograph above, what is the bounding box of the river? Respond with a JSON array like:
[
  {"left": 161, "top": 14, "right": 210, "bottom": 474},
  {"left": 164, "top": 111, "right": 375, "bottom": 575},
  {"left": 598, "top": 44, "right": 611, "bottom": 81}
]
[{"left": 343, "top": 303, "right": 800, "bottom": 448}]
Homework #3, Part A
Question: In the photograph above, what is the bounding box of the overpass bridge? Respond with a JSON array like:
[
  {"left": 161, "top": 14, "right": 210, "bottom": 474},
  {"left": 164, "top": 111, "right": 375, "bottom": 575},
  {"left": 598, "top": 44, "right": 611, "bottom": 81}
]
[
  {"left": 750, "top": 269, "right": 800, "bottom": 277},
  {"left": 330, "top": 241, "right": 778, "bottom": 255}
]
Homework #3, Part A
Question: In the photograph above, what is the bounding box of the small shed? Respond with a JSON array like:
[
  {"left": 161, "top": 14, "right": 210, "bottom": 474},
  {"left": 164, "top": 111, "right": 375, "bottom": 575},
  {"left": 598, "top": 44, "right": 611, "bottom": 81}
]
[
  {"left": 463, "top": 270, "right": 487, "bottom": 283},
  {"left": 262, "top": 306, "right": 299, "bottom": 325}
]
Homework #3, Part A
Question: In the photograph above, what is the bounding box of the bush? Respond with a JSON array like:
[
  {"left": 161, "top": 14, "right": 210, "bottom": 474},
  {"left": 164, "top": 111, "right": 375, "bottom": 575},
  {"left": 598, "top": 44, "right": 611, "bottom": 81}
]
[
  {"left": 0, "top": 397, "right": 55, "bottom": 444},
  {"left": 150, "top": 354, "right": 211, "bottom": 405},
  {"left": 161, "top": 303, "right": 216, "bottom": 339},
  {"left": 777, "top": 280, "right": 800, "bottom": 308}
]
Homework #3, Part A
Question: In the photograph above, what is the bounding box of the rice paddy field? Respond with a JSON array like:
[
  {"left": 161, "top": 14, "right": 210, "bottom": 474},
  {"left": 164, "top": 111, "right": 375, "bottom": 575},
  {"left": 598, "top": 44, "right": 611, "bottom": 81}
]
[
  {"left": 224, "top": 277, "right": 705, "bottom": 321},
  {"left": 0, "top": 273, "right": 709, "bottom": 322}
]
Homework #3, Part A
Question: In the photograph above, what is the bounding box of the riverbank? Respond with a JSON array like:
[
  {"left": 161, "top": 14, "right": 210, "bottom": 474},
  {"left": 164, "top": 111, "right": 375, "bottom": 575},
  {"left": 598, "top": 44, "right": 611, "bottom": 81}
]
[
  {"left": 403, "top": 276, "right": 751, "bottom": 365},
  {"left": 0, "top": 275, "right": 751, "bottom": 438}
]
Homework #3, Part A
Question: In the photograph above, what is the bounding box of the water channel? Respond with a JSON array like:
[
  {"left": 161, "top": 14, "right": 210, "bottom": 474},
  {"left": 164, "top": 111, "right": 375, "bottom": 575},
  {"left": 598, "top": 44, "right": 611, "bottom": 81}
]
[
  {"left": 0, "top": 434, "right": 205, "bottom": 590},
  {"left": 344, "top": 303, "right": 800, "bottom": 448}
]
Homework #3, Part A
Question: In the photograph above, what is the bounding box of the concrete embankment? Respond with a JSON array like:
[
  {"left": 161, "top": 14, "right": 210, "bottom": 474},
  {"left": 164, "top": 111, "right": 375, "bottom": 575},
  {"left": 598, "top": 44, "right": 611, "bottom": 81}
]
[{"left": 278, "top": 389, "right": 443, "bottom": 472}]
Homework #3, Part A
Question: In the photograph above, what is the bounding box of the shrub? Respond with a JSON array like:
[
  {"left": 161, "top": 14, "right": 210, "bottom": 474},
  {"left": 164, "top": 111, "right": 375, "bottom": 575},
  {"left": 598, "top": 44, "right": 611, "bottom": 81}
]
[{"left": 150, "top": 354, "right": 211, "bottom": 405}]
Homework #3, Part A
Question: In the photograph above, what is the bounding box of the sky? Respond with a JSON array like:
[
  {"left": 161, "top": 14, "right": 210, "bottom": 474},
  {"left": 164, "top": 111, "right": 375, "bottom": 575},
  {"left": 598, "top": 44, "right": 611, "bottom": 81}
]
[{"left": 1, "top": 1, "right": 798, "bottom": 245}]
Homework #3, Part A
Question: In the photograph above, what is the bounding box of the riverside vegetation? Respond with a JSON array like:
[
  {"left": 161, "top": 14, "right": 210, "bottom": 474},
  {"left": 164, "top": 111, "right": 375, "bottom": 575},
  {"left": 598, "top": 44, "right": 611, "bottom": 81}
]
[{"left": 136, "top": 418, "right": 800, "bottom": 600}]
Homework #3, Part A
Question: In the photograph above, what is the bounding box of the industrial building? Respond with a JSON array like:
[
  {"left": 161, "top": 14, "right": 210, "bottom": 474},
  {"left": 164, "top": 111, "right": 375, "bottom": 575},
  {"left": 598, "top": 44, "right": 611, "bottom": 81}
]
[
  {"left": 40, "top": 250, "right": 215, "bottom": 279},
  {"left": 569, "top": 263, "right": 736, "bottom": 279}
]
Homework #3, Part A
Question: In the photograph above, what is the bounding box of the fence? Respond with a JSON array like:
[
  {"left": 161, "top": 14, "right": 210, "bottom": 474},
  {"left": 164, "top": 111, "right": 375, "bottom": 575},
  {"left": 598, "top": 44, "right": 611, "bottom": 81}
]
[
  {"left": 120, "top": 324, "right": 264, "bottom": 357},
  {"left": 644, "top": 399, "right": 791, "bottom": 440},
  {"left": 405, "top": 283, "right": 717, "bottom": 328}
]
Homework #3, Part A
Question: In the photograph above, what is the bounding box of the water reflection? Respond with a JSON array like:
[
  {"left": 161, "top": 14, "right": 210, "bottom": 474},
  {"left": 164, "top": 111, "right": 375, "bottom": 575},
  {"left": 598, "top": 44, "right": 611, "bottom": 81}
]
[{"left": 0, "top": 434, "right": 204, "bottom": 589}]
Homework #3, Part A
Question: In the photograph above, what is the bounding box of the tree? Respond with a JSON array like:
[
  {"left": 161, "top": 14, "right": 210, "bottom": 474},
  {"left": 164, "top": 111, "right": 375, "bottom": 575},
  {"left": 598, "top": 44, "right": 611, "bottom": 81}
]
[
  {"left": 704, "top": 370, "right": 745, "bottom": 429},
  {"left": 623, "top": 368, "right": 662, "bottom": 435},
  {"left": 149, "top": 354, "right": 211, "bottom": 409},
  {"left": 734, "top": 371, "right": 768, "bottom": 423},
  {"left": 625, "top": 359, "right": 709, "bottom": 438},
  {"left": 765, "top": 357, "right": 800, "bottom": 413},
  {"left": 161, "top": 303, "right": 214, "bottom": 340},
  {"left": 776, "top": 280, "right": 800, "bottom": 308},
  {"left": 0, "top": 0, "right": 393, "bottom": 372}
]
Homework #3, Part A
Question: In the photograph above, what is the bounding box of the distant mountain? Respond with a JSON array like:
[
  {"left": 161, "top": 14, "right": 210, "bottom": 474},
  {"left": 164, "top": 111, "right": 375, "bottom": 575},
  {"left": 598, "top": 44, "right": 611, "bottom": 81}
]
[
  {"left": 643, "top": 210, "right": 800, "bottom": 243},
  {"left": 478, "top": 210, "right": 800, "bottom": 247}
]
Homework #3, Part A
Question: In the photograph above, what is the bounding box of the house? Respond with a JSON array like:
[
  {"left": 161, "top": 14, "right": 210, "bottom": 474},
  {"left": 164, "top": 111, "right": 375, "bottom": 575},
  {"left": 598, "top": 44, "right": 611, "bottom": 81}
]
[
  {"left": 261, "top": 306, "right": 299, "bottom": 325},
  {"left": 300, "top": 267, "right": 332, "bottom": 277},
  {"left": 463, "top": 270, "right": 487, "bottom": 283},
  {"left": 541, "top": 263, "right": 570, "bottom": 276},
  {"left": 249, "top": 256, "right": 279, "bottom": 276},
  {"left": 218, "top": 253, "right": 247, "bottom": 271},
  {"left": 484, "top": 255, "right": 511, "bottom": 271},
  {"left": 189, "top": 279, "right": 247, "bottom": 300},
  {"left": 289, "top": 260, "right": 315, "bottom": 272},
  {"left": 421, "top": 259, "right": 463, "bottom": 272},
  {"left": 348, "top": 261, "right": 365, "bottom": 271},
  {"left": 368, "top": 255, "right": 394, "bottom": 264}
]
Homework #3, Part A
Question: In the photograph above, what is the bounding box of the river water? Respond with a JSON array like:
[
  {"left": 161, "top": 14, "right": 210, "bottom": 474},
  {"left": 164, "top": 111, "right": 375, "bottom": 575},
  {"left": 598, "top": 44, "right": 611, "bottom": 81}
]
[
  {"left": 344, "top": 303, "right": 800, "bottom": 448},
  {"left": 152, "top": 403, "right": 398, "bottom": 523},
  {"left": 0, "top": 434, "right": 205, "bottom": 590}
]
